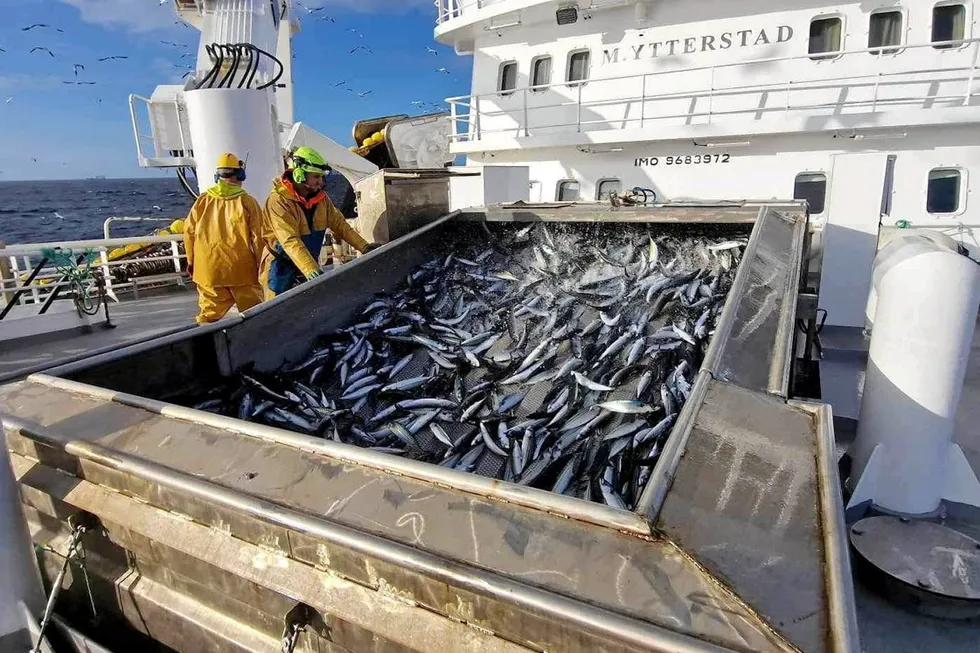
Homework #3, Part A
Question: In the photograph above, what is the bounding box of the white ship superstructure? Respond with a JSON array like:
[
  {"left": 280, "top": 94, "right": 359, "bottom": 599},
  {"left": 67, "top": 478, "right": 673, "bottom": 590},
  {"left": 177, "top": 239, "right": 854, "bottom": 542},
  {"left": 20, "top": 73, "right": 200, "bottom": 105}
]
[{"left": 437, "top": 0, "right": 980, "bottom": 325}]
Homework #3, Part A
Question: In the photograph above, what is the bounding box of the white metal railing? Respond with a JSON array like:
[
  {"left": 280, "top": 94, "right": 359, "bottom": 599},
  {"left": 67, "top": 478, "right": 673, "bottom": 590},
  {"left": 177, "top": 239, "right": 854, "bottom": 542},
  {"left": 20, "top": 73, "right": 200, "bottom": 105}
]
[
  {"left": 446, "top": 38, "right": 980, "bottom": 143},
  {"left": 129, "top": 94, "right": 195, "bottom": 168},
  {"left": 0, "top": 233, "right": 187, "bottom": 319}
]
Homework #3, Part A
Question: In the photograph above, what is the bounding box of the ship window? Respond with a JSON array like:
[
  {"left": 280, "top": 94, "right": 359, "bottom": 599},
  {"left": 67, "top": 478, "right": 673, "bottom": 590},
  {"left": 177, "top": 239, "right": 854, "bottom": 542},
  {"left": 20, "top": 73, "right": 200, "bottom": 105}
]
[
  {"left": 927, "top": 168, "right": 961, "bottom": 213},
  {"left": 809, "top": 16, "right": 842, "bottom": 58},
  {"left": 531, "top": 56, "right": 552, "bottom": 89},
  {"left": 933, "top": 4, "right": 967, "bottom": 48},
  {"left": 596, "top": 178, "right": 622, "bottom": 200},
  {"left": 794, "top": 173, "right": 827, "bottom": 214},
  {"left": 567, "top": 50, "right": 590, "bottom": 86},
  {"left": 869, "top": 11, "right": 903, "bottom": 54},
  {"left": 498, "top": 61, "right": 518, "bottom": 95},
  {"left": 557, "top": 180, "right": 580, "bottom": 201}
]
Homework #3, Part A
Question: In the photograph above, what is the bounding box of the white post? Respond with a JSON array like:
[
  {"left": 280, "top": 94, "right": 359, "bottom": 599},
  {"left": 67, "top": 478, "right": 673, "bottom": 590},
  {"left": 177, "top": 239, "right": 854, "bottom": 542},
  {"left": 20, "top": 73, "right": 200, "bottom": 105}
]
[
  {"left": 965, "top": 39, "right": 980, "bottom": 106},
  {"left": 100, "top": 249, "right": 117, "bottom": 302},
  {"left": 522, "top": 89, "right": 529, "bottom": 137},
  {"left": 27, "top": 258, "right": 40, "bottom": 305},
  {"left": 849, "top": 241, "right": 980, "bottom": 514},
  {"left": 640, "top": 75, "right": 646, "bottom": 128}
]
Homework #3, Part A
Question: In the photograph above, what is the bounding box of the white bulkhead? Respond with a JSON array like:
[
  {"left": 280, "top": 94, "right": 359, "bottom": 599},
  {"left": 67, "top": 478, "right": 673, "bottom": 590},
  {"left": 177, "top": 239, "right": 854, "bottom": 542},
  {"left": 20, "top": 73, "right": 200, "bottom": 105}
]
[{"left": 435, "top": 0, "right": 980, "bottom": 255}]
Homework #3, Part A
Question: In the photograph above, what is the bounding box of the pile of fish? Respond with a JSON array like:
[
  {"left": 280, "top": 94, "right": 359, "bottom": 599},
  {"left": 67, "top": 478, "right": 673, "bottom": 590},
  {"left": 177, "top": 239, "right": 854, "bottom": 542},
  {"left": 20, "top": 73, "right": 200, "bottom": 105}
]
[{"left": 189, "top": 223, "right": 745, "bottom": 510}]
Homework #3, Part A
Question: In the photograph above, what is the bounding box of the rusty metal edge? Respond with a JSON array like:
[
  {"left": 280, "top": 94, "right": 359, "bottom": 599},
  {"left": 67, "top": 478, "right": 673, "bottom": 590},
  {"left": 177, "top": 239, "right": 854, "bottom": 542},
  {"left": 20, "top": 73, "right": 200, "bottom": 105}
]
[
  {"left": 2, "top": 413, "right": 737, "bottom": 653},
  {"left": 633, "top": 368, "right": 712, "bottom": 522},
  {"left": 25, "top": 373, "right": 653, "bottom": 537},
  {"left": 767, "top": 210, "right": 807, "bottom": 398},
  {"left": 788, "top": 400, "right": 861, "bottom": 653}
]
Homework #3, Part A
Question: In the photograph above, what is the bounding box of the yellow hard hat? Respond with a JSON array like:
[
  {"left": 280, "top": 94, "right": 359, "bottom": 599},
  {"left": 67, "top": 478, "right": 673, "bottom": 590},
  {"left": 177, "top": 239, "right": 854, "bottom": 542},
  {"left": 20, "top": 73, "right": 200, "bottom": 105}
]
[
  {"left": 170, "top": 219, "right": 185, "bottom": 234},
  {"left": 216, "top": 152, "right": 243, "bottom": 169}
]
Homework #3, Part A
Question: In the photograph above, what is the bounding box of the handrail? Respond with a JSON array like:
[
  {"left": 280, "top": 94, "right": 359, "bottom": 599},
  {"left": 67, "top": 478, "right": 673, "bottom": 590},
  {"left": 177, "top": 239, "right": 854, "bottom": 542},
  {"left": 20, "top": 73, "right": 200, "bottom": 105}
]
[
  {"left": 1, "top": 233, "right": 188, "bottom": 311},
  {"left": 445, "top": 37, "right": 980, "bottom": 143},
  {"left": 446, "top": 37, "right": 980, "bottom": 104},
  {"left": 3, "top": 234, "right": 184, "bottom": 258}
]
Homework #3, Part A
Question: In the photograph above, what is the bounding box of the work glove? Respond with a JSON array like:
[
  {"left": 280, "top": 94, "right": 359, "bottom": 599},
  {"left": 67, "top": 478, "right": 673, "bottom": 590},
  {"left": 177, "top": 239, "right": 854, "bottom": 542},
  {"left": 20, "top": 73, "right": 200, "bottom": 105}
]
[
  {"left": 363, "top": 242, "right": 382, "bottom": 253},
  {"left": 306, "top": 268, "right": 324, "bottom": 280}
]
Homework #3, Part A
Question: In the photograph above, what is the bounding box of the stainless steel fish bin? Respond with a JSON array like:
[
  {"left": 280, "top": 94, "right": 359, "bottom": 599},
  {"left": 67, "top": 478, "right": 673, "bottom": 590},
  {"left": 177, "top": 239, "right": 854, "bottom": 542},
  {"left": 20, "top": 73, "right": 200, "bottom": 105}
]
[{"left": 1, "top": 202, "right": 858, "bottom": 653}]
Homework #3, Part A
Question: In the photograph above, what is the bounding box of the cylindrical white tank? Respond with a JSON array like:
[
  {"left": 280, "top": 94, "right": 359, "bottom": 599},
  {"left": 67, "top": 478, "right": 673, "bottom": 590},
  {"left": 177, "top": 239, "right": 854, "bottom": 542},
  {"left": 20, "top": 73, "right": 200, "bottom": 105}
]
[
  {"left": 852, "top": 241, "right": 980, "bottom": 514},
  {"left": 864, "top": 231, "right": 960, "bottom": 328},
  {"left": 185, "top": 88, "right": 282, "bottom": 199},
  {"left": 0, "top": 440, "right": 43, "bottom": 639}
]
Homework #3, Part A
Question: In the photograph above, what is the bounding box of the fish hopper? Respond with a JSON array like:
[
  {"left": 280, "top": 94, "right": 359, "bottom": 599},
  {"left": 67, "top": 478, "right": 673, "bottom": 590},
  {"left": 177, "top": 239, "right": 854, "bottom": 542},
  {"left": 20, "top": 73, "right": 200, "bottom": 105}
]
[{"left": 0, "top": 202, "right": 857, "bottom": 653}]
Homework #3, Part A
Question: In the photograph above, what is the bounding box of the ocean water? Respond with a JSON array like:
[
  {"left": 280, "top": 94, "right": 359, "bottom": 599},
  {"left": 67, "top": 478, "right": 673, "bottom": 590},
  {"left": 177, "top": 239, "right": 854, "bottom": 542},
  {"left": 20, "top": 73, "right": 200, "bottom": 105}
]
[
  {"left": 0, "top": 178, "right": 195, "bottom": 245},
  {"left": 0, "top": 174, "right": 357, "bottom": 245}
]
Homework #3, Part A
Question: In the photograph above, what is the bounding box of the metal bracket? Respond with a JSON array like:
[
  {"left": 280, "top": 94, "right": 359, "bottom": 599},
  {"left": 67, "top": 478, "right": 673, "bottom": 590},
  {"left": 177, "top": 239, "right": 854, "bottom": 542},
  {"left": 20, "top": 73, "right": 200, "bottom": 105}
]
[{"left": 280, "top": 603, "right": 314, "bottom": 653}]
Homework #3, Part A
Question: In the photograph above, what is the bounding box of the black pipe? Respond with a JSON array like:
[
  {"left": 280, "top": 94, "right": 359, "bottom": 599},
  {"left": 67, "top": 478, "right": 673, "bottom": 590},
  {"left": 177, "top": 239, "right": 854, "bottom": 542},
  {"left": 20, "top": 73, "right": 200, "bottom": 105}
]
[
  {"left": 195, "top": 44, "right": 222, "bottom": 90},
  {"left": 217, "top": 44, "right": 239, "bottom": 89},
  {"left": 252, "top": 44, "right": 285, "bottom": 90},
  {"left": 176, "top": 168, "right": 199, "bottom": 200}
]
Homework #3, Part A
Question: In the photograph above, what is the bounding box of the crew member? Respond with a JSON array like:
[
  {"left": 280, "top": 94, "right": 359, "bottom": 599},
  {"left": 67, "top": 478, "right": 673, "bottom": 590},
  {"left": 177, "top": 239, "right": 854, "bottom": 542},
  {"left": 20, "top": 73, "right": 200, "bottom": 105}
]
[
  {"left": 261, "top": 146, "right": 379, "bottom": 298},
  {"left": 184, "top": 153, "right": 266, "bottom": 323}
]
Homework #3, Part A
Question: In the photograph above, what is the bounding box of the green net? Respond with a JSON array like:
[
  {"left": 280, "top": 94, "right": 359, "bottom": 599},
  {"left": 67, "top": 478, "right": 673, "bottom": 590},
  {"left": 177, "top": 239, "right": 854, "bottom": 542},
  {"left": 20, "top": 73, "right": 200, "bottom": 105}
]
[{"left": 40, "top": 248, "right": 98, "bottom": 275}]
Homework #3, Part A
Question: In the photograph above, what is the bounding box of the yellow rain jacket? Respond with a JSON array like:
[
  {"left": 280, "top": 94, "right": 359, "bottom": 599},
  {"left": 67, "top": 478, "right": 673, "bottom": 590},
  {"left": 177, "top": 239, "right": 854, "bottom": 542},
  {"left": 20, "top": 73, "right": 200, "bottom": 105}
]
[
  {"left": 184, "top": 181, "right": 266, "bottom": 287},
  {"left": 260, "top": 174, "right": 369, "bottom": 296}
]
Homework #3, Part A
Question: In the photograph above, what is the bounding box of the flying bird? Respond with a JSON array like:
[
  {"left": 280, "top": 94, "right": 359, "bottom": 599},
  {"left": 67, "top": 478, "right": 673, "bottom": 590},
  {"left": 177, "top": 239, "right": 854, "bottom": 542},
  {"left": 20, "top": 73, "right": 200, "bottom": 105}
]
[
  {"left": 346, "top": 28, "right": 363, "bottom": 38},
  {"left": 30, "top": 47, "right": 54, "bottom": 58},
  {"left": 358, "top": 91, "right": 372, "bottom": 98},
  {"left": 0, "top": 47, "right": 6, "bottom": 53},
  {"left": 22, "top": 24, "right": 64, "bottom": 33},
  {"left": 426, "top": 47, "right": 438, "bottom": 55},
  {"left": 332, "top": 80, "right": 347, "bottom": 87},
  {"left": 73, "top": 63, "right": 84, "bottom": 76},
  {"left": 317, "top": 15, "right": 335, "bottom": 22},
  {"left": 436, "top": 67, "right": 450, "bottom": 74},
  {"left": 349, "top": 45, "right": 372, "bottom": 55},
  {"left": 295, "top": 1, "right": 322, "bottom": 13},
  {"left": 5, "top": 97, "right": 13, "bottom": 104},
  {"left": 98, "top": 55, "right": 128, "bottom": 62}
]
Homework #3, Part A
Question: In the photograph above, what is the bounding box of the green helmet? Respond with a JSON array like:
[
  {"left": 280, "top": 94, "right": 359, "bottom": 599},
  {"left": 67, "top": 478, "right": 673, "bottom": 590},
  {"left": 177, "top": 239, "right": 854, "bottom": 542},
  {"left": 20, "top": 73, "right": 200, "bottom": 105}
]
[{"left": 290, "top": 146, "right": 330, "bottom": 184}]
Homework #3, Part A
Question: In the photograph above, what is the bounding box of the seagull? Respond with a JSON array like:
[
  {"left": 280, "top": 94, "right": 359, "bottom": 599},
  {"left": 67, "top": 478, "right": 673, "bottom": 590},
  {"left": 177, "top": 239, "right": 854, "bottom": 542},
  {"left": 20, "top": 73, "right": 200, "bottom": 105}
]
[
  {"left": 98, "top": 55, "right": 128, "bottom": 62},
  {"left": 73, "top": 63, "right": 84, "bottom": 76},
  {"left": 30, "top": 47, "right": 54, "bottom": 58},
  {"left": 426, "top": 47, "right": 438, "bottom": 55},
  {"left": 346, "top": 28, "right": 363, "bottom": 38},
  {"left": 317, "top": 15, "right": 335, "bottom": 22},
  {"left": 0, "top": 47, "right": 5, "bottom": 53},
  {"left": 358, "top": 91, "right": 372, "bottom": 98},
  {"left": 22, "top": 24, "right": 64, "bottom": 33},
  {"left": 348, "top": 45, "right": 372, "bottom": 55},
  {"left": 4, "top": 97, "right": 12, "bottom": 104},
  {"left": 152, "top": 205, "right": 163, "bottom": 211},
  {"left": 332, "top": 80, "right": 347, "bottom": 87},
  {"left": 436, "top": 67, "right": 451, "bottom": 74},
  {"left": 295, "top": 1, "right": 322, "bottom": 14}
]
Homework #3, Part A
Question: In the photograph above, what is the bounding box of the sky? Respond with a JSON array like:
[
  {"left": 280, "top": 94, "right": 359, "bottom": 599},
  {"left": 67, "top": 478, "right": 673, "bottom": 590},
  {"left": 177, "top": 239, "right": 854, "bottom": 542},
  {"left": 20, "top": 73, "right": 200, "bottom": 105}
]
[{"left": 0, "top": 0, "right": 471, "bottom": 180}]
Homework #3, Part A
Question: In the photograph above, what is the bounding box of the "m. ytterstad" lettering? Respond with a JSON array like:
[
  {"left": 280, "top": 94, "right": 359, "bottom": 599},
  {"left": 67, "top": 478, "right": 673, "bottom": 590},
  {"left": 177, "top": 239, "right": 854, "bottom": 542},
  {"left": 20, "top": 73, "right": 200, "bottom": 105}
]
[{"left": 602, "top": 26, "right": 794, "bottom": 64}]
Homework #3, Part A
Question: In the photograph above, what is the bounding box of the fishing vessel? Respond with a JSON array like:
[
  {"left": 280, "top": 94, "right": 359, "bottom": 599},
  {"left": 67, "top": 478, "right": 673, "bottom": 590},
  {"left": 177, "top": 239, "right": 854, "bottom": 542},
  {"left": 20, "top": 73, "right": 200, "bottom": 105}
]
[{"left": 2, "top": 1, "right": 980, "bottom": 652}]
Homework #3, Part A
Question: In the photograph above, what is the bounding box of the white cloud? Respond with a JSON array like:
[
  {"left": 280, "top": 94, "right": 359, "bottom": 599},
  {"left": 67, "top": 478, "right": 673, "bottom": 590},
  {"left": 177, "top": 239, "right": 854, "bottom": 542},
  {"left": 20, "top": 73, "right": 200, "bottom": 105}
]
[{"left": 59, "top": 0, "right": 181, "bottom": 33}]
